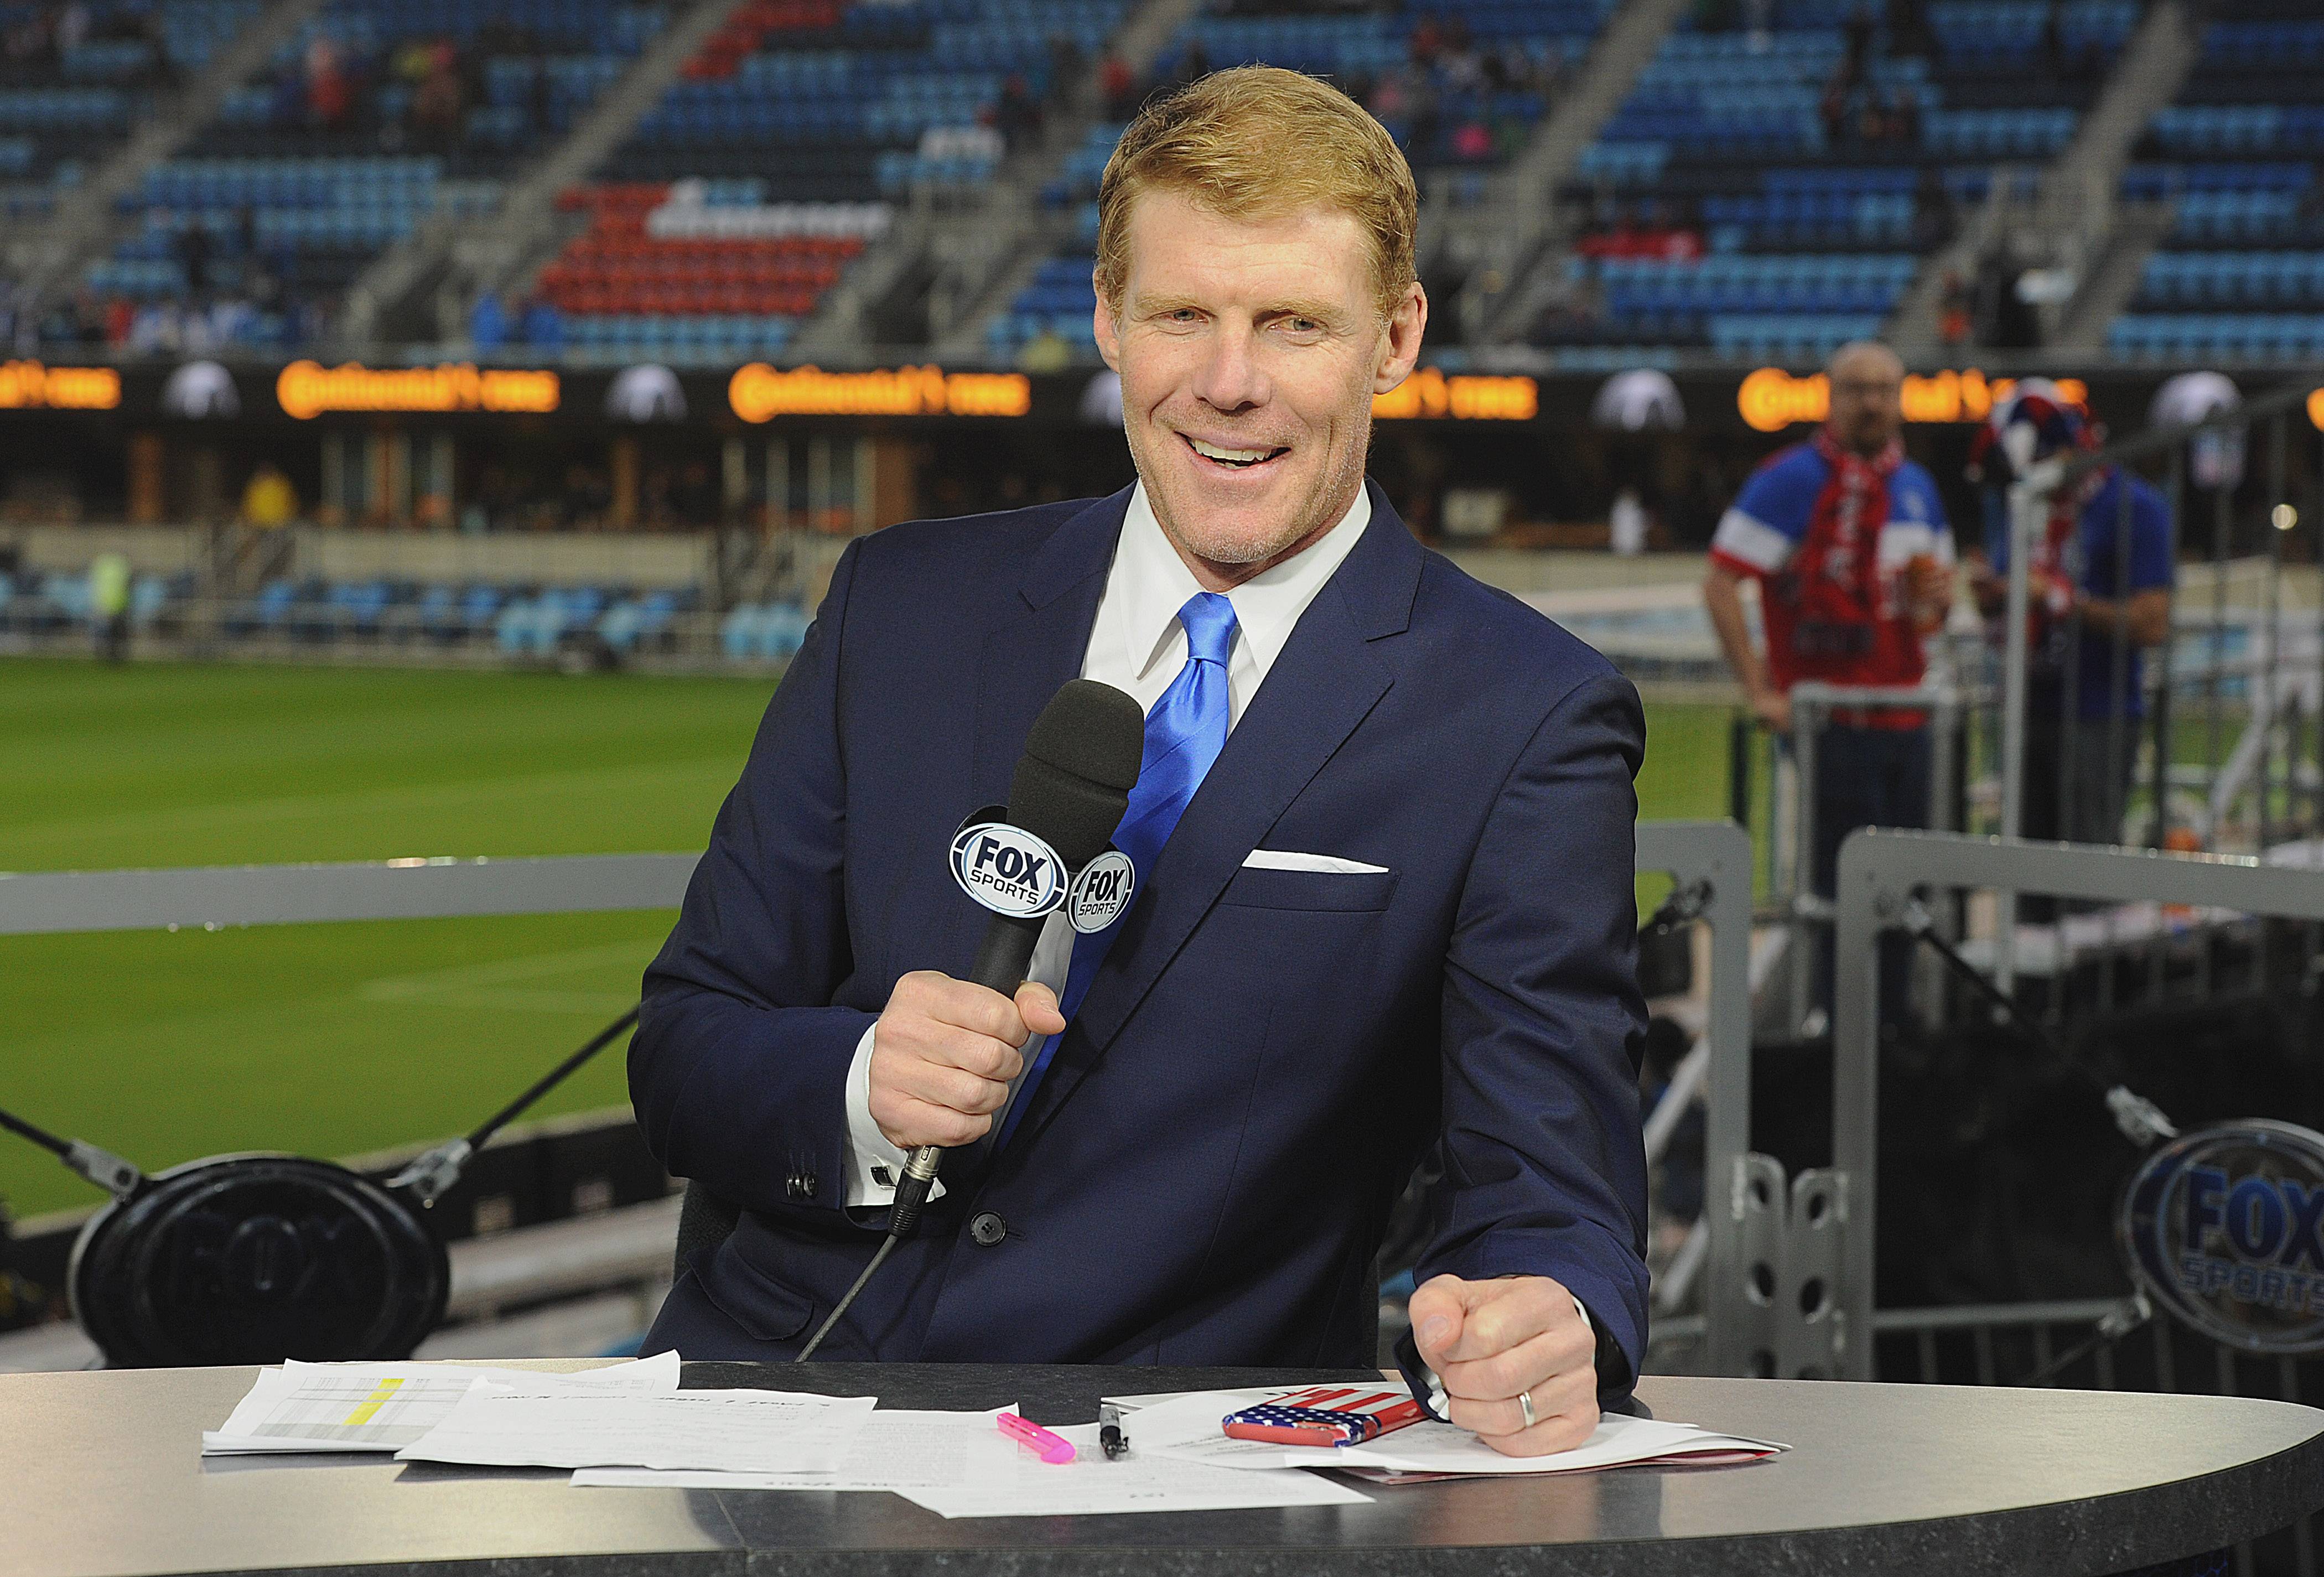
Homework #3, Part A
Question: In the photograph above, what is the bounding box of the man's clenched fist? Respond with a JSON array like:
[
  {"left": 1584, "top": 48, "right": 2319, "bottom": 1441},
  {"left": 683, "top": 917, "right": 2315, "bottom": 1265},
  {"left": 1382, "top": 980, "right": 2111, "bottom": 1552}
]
[
  {"left": 868, "top": 971, "right": 1065, "bottom": 1150},
  {"left": 1408, "top": 1273, "right": 1599, "bottom": 1457}
]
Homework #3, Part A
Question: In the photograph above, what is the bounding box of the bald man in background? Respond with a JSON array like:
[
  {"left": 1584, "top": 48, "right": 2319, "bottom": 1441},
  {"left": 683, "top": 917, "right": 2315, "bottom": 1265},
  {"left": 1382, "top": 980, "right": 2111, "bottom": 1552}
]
[{"left": 1703, "top": 342, "right": 1953, "bottom": 1010}]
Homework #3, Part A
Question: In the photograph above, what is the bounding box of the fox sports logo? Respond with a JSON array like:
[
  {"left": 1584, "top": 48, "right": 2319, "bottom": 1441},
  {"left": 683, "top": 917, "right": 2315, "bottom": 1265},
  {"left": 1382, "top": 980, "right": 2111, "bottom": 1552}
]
[
  {"left": 949, "top": 823, "right": 1066, "bottom": 919},
  {"left": 2120, "top": 1120, "right": 2324, "bottom": 1354}
]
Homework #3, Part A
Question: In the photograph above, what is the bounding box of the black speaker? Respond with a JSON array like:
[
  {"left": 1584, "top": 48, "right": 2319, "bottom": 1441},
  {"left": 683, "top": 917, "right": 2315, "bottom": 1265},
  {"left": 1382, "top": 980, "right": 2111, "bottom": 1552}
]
[{"left": 68, "top": 1155, "right": 448, "bottom": 1368}]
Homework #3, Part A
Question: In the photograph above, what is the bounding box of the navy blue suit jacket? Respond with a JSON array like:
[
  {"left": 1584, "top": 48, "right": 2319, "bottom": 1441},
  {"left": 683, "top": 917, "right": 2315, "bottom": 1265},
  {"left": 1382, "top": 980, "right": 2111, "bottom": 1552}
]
[{"left": 631, "top": 483, "right": 1651, "bottom": 1389}]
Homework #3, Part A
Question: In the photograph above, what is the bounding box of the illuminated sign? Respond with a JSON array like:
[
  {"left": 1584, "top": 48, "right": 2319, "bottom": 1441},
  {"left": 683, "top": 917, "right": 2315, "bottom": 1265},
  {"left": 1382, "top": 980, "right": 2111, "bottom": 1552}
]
[
  {"left": 1372, "top": 367, "right": 1538, "bottom": 421},
  {"left": 2307, "top": 388, "right": 2324, "bottom": 431},
  {"left": 276, "top": 361, "right": 561, "bottom": 420},
  {"left": 728, "top": 363, "right": 1031, "bottom": 421},
  {"left": 0, "top": 360, "right": 120, "bottom": 410},
  {"left": 1737, "top": 367, "right": 2089, "bottom": 433}
]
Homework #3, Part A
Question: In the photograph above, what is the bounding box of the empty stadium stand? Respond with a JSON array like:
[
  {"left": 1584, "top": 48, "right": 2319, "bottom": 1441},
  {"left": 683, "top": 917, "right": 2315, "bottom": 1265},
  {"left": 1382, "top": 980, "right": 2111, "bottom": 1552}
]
[
  {"left": 989, "top": 0, "right": 1616, "bottom": 364},
  {"left": 2112, "top": 0, "right": 2324, "bottom": 362},
  {"left": 535, "top": 179, "right": 885, "bottom": 364},
  {"left": 0, "top": 0, "right": 261, "bottom": 219},
  {"left": 528, "top": 0, "right": 1130, "bottom": 360},
  {"left": 69, "top": 0, "right": 671, "bottom": 347},
  {"left": 0, "top": 0, "right": 2307, "bottom": 370},
  {"left": 1552, "top": 0, "right": 2135, "bottom": 361}
]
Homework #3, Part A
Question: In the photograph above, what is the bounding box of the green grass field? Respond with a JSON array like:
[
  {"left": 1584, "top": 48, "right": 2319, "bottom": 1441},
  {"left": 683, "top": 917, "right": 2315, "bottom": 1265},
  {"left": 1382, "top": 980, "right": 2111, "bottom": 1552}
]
[{"left": 1, "top": 658, "right": 1732, "bottom": 1218}]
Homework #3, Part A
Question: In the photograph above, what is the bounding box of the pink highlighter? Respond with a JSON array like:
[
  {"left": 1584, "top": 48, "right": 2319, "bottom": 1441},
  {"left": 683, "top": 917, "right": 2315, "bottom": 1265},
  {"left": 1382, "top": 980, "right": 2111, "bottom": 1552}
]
[{"left": 997, "top": 1410, "right": 1077, "bottom": 1464}]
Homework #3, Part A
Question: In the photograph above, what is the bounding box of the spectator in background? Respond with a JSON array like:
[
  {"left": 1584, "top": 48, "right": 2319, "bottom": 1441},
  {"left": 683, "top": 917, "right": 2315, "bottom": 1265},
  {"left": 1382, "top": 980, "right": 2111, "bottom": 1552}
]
[
  {"left": 1841, "top": 6, "right": 1875, "bottom": 87},
  {"left": 469, "top": 290, "right": 508, "bottom": 351},
  {"left": 1966, "top": 384, "right": 2172, "bottom": 850},
  {"left": 241, "top": 462, "right": 298, "bottom": 529},
  {"left": 1911, "top": 167, "right": 1957, "bottom": 251},
  {"left": 1702, "top": 341, "right": 1953, "bottom": 1010},
  {"left": 89, "top": 550, "right": 130, "bottom": 663},
  {"left": 176, "top": 217, "right": 211, "bottom": 298},
  {"left": 1887, "top": 0, "right": 1935, "bottom": 55},
  {"left": 1169, "top": 38, "right": 1210, "bottom": 91},
  {"left": 411, "top": 44, "right": 465, "bottom": 154},
  {"left": 1408, "top": 11, "right": 1442, "bottom": 67},
  {"left": 1437, "top": 16, "right": 1482, "bottom": 92},
  {"left": 519, "top": 295, "right": 563, "bottom": 352},
  {"left": 1016, "top": 322, "right": 1072, "bottom": 372},
  {"left": 673, "top": 460, "right": 717, "bottom": 526},
  {"left": 1819, "top": 79, "right": 1851, "bottom": 148},
  {"left": 1975, "top": 238, "right": 2041, "bottom": 348},
  {"left": 305, "top": 37, "right": 351, "bottom": 129},
  {"left": 1098, "top": 51, "right": 1138, "bottom": 119},
  {"left": 528, "top": 56, "right": 556, "bottom": 134},
  {"left": 2040, "top": 0, "right": 2068, "bottom": 79},
  {"left": 1936, "top": 270, "right": 1973, "bottom": 345},
  {"left": 1044, "top": 31, "right": 1081, "bottom": 107},
  {"left": 994, "top": 72, "right": 1042, "bottom": 153}
]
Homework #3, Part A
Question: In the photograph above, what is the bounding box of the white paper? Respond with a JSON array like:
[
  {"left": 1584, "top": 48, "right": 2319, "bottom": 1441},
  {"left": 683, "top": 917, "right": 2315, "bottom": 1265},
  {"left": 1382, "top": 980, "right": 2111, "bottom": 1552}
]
[
  {"left": 395, "top": 1386, "right": 876, "bottom": 1473},
  {"left": 202, "top": 1352, "right": 681, "bottom": 1454},
  {"left": 572, "top": 1407, "right": 1021, "bottom": 1493},
  {"left": 1116, "top": 1386, "right": 1785, "bottom": 1476},
  {"left": 895, "top": 1423, "right": 1373, "bottom": 1519}
]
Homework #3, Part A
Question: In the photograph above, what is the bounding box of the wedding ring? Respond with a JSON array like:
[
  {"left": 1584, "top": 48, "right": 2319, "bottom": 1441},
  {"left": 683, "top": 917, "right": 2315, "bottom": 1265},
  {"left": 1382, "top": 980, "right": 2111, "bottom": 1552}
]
[{"left": 1517, "top": 1389, "right": 1537, "bottom": 1430}]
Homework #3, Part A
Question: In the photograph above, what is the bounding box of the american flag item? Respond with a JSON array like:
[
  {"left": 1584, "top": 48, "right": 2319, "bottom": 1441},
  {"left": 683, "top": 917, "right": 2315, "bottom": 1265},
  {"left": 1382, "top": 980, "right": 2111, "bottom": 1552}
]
[{"left": 1221, "top": 1386, "right": 1429, "bottom": 1448}]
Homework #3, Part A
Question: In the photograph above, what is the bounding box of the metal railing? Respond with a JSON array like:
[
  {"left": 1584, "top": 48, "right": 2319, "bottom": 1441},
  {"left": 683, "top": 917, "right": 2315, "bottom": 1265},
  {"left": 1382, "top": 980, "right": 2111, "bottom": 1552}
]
[{"left": 9, "top": 829, "right": 1768, "bottom": 1374}]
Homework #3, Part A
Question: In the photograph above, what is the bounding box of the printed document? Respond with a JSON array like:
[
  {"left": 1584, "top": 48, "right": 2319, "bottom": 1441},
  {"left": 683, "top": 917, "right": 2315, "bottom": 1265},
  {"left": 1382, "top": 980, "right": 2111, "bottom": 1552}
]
[
  {"left": 395, "top": 1385, "right": 876, "bottom": 1474},
  {"left": 573, "top": 1407, "right": 1021, "bottom": 1493},
  {"left": 893, "top": 1423, "right": 1374, "bottom": 1519},
  {"left": 203, "top": 1352, "right": 681, "bottom": 1454}
]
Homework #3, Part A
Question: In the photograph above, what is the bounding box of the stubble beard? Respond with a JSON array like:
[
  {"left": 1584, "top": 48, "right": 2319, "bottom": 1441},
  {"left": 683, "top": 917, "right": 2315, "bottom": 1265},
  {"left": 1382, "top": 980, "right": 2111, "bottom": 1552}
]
[{"left": 1127, "top": 408, "right": 1373, "bottom": 574}]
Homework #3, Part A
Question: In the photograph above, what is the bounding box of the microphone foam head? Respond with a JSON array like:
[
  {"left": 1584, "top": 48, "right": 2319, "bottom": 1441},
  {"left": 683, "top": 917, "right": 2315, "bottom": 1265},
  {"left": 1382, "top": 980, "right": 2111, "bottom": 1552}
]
[{"left": 1009, "top": 679, "right": 1145, "bottom": 872}]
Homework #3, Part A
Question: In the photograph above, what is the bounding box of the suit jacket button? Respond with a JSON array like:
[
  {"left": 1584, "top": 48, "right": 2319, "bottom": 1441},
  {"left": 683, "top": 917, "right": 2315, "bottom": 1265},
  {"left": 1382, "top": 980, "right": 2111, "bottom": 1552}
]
[
  {"left": 969, "top": 1211, "right": 1007, "bottom": 1247},
  {"left": 786, "top": 1172, "right": 812, "bottom": 1201}
]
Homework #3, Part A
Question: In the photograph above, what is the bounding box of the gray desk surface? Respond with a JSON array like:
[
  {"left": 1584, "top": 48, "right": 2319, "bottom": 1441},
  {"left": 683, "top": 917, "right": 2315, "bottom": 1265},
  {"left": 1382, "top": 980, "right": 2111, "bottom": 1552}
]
[{"left": 6, "top": 1359, "right": 2322, "bottom": 1577}]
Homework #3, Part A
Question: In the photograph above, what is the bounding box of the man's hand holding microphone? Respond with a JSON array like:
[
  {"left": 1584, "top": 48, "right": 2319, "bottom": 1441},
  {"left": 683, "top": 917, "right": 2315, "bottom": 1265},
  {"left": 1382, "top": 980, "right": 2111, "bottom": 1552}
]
[{"left": 868, "top": 973, "right": 1064, "bottom": 1150}]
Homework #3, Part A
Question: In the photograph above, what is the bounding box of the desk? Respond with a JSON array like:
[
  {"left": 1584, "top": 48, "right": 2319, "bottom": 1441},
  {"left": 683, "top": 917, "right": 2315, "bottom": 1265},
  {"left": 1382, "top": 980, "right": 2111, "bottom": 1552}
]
[{"left": 6, "top": 1361, "right": 2322, "bottom": 1576}]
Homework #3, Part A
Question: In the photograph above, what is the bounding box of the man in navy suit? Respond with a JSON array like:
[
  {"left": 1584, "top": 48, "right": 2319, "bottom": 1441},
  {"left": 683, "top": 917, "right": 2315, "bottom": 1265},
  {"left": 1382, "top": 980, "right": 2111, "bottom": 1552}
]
[{"left": 632, "top": 66, "right": 1649, "bottom": 1456}]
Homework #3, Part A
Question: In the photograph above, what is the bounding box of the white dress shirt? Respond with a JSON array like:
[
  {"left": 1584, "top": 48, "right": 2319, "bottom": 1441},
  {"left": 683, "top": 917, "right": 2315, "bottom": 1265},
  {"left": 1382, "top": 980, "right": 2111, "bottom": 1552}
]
[{"left": 840, "top": 481, "right": 1373, "bottom": 1205}]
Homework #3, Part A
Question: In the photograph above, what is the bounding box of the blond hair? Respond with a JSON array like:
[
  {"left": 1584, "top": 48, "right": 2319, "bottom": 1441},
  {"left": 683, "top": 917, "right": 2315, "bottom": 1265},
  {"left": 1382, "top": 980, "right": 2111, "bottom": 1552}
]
[{"left": 1094, "top": 65, "right": 1419, "bottom": 325}]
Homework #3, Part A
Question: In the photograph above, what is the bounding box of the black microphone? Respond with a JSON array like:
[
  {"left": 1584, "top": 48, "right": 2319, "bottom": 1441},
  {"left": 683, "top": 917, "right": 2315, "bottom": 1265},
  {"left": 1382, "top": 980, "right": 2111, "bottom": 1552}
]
[
  {"left": 795, "top": 678, "right": 1143, "bottom": 1361},
  {"left": 890, "top": 677, "right": 1145, "bottom": 1236}
]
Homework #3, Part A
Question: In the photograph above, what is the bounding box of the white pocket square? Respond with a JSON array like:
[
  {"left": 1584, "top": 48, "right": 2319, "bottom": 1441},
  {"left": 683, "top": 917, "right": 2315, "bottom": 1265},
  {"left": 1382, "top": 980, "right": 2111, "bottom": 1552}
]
[{"left": 1241, "top": 850, "right": 1391, "bottom": 875}]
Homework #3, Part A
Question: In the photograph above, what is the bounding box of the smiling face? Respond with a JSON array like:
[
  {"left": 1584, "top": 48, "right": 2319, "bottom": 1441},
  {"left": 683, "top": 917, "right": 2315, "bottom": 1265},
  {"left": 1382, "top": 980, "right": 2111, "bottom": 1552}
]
[{"left": 1093, "top": 189, "right": 1426, "bottom": 590}]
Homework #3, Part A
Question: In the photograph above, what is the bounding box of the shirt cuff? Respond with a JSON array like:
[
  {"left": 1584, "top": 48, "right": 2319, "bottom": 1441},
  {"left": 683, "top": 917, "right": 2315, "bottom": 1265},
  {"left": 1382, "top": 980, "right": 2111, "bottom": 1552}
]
[
  {"left": 1397, "top": 1293, "right": 1595, "bottom": 1424},
  {"left": 841, "top": 1022, "right": 946, "bottom": 1207}
]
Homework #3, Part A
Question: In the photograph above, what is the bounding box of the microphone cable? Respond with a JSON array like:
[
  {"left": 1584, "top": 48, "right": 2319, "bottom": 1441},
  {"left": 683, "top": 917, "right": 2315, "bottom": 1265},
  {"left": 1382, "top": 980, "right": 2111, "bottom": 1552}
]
[
  {"left": 1894, "top": 898, "right": 2179, "bottom": 1149},
  {"left": 793, "top": 1077, "right": 951, "bottom": 1361}
]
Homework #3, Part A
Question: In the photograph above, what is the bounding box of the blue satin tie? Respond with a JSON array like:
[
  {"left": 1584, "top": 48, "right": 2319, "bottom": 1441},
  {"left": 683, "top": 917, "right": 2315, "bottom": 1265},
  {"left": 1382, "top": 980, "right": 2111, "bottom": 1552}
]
[{"left": 989, "top": 591, "right": 1239, "bottom": 1152}]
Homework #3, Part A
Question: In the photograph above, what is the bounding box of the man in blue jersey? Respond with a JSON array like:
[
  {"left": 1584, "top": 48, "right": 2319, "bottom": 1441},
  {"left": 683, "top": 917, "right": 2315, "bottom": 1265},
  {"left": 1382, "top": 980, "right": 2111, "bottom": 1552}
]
[
  {"left": 1968, "top": 382, "right": 2172, "bottom": 849},
  {"left": 1703, "top": 340, "right": 1954, "bottom": 908}
]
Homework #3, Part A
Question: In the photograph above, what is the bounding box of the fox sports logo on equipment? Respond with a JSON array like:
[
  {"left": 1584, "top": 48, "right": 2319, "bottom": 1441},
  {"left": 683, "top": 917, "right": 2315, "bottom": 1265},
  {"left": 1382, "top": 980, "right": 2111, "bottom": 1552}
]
[
  {"left": 2121, "top": 1120, "right": 2324, "bottom": 1354},
  {"left": 949, "top": 823, "right": 1066, "bottom": 918}
]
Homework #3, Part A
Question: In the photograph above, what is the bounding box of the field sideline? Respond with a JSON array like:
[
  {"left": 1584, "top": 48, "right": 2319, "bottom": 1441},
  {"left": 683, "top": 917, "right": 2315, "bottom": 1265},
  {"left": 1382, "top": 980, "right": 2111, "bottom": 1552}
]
[{"left": 1, "top": 658, "right": 1734, "bottom": 1218}]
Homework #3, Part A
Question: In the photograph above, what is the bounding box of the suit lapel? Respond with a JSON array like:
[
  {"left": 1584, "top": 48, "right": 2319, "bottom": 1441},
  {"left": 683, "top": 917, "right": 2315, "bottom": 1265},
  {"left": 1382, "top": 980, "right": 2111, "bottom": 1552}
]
[
  {"left": 971, "top": 490, "right": 1128, "bottom": 800},
  {"left": 1002, "top": 483, "right": 1425, "bottom": 1153},
  {"left": 940, "top": 491, "right": 1127, "bottom": 981}
]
